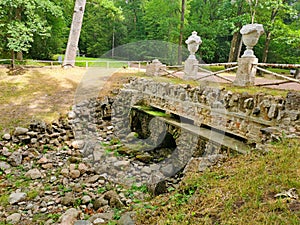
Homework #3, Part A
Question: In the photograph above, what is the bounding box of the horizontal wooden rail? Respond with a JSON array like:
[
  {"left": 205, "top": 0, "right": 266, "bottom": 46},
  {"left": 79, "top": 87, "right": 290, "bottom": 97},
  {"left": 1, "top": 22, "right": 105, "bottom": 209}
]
[
  {"left": 255, "top": 63, "right": 300, "bottom": 69},
  {"left": 256, "top": 66, "right": 300, "bottom": 84},
  {"left": 198, "top": 62, "right": 238, "bottom": 66}
]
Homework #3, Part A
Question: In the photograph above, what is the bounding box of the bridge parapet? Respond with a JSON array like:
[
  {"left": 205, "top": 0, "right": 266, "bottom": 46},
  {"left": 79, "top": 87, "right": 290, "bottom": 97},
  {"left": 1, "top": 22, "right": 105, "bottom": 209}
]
[{"left": 117, "top": 78, "right": 300, "bottom": 144}]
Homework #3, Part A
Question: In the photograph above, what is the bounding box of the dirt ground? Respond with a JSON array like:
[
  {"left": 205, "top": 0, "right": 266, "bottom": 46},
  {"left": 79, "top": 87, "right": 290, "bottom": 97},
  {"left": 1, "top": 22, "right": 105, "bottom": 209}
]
[
  {"left": 0, "top": 66, "right": 138, "bottom": 132},
  {"left": 0, "top": 67, "right": 85, "bottom": 132}
]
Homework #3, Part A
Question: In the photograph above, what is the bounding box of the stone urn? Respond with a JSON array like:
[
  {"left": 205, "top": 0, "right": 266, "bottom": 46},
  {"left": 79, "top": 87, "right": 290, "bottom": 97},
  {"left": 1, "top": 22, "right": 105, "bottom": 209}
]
[
  {"left": 240, "top": 24, "right": 264, "bottom": 58},
  {"left": 185, "top": 31, "right": 202, "bottom": 59}
]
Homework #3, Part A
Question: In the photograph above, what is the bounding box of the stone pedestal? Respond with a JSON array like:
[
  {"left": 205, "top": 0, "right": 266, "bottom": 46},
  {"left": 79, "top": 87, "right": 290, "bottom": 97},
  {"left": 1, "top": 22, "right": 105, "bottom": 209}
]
[
  {"left": 184, "top": 57, "right": 198, "bottom": 77},
  {"left": 233, "top": 57, "right": 258, "bottom": 86}
]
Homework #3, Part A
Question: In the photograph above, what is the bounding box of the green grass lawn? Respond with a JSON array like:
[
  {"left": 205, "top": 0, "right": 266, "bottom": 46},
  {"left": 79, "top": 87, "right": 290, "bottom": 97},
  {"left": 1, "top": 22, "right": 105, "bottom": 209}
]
[{"left": 135, "top": 139, "right": 300, "bottom": 225}]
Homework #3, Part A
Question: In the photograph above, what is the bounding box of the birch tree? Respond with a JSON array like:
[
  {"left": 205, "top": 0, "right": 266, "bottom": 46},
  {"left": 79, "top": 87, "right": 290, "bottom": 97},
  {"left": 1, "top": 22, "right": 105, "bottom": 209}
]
[{"left": 63, "top": 0, "right": 86, "bottom": 67}]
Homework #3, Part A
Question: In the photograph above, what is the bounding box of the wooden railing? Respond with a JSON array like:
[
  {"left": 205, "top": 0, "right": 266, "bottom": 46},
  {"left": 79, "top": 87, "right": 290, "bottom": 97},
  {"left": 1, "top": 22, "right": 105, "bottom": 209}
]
[{"left": 0, "top": 59, "right": 149, "bottom": 70}]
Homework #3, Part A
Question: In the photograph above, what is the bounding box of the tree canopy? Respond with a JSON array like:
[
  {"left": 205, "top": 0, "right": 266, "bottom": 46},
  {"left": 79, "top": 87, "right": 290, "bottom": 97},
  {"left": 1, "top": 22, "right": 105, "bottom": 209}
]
[{"left": 0, "top": 0, "right": 299, "bottom": 64}]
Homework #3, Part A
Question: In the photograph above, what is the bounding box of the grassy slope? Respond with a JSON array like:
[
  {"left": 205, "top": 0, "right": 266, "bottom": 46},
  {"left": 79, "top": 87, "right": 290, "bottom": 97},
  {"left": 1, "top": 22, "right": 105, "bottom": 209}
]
[{"left": 135, "top": 139, "right": 300, "bottom": 225}]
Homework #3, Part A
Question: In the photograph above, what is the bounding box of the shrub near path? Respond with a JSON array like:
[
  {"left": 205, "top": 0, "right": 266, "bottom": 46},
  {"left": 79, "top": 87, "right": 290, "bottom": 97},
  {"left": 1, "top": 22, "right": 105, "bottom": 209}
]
[{"left": 0, "top": 68, "right": 84, "bottom": 132}]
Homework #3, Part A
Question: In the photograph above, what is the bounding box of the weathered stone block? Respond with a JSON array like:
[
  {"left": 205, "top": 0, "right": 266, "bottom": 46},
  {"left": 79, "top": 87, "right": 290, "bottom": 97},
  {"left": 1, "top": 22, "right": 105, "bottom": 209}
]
[{"left": 234, "top": 57, "right": 258, "bottom": 86}]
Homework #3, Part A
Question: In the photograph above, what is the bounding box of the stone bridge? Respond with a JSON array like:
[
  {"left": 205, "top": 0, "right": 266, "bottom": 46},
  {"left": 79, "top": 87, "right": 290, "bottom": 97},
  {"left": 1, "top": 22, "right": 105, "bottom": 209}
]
[
  {"left": 113, "top": 78, "right": 300, "bottom": 148},
  {"left": 70, "top": 77, "right": 299, "bottom": 189}
]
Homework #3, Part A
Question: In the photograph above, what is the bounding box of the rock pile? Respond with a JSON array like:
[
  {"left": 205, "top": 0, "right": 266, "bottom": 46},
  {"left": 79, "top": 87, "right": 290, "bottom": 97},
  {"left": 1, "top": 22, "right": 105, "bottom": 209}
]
[
  {"left": 0, "top": 112, "right": 145, "bottom": 224},
  {"left": 0, "top": 96, "right": 184, "bottom": 224}
]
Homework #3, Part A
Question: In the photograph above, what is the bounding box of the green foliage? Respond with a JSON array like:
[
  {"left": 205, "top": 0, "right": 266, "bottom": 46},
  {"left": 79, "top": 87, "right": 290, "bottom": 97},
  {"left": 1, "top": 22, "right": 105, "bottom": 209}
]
[
  {"left": 79, "top": 0, "right": 125, "bottom": 57},
  {"left": 0, "top": 0, "right": 299, "bottom": 63},
  {"left": 0, "top": 0, "right": 63, "bottom": 59}
]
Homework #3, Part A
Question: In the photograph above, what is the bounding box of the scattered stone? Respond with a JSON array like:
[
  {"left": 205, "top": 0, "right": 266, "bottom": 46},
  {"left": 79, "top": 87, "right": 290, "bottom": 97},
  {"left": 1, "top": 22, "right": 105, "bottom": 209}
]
[
  {"left": 60, "top": 208, "right": 79, "bottom": 225},
  {"left": 160, "top": 164, "right": 175, "bottom": 177},
  {"left": 78, "top": 163, "right": 88, "bottom": 174},
  {"left": 72, "top": 140, "right": 85, "bottom": 149},
  {"left": 104, "top": 190, "right": 124, "bottom": 208},
  {"left": 70, "top": 169, "right": 81, "bottom": 178},
  {"left": 6, "top": 213, "right": 21, "bottom": 224},
  {"left": 114, "top": 160, "right": 130, "bottom": 168},
  {"left": 37, "top": 157, "right": 48, "bottom": 164},
  {"left": 74, "top": 220, "right": 92, "bottom": 225},
  {"left": 25, "top": 168, "right": 42, "bottom": 179},
  {"left": 68, "top": 111, "right": 76, "bottom": 119},
  {"left": 9, "top": 192, "right": 27, "bottom": 204},
  {"left": 85, "top": 175, "right": 100, "bottom": 183},
  {"left": 61, "top": 168, "right": 69, "bottom": 177},
  {"left": 0, "top": 161, "right": 11, "bottom": 173},
  {"left": 61, "top": 192, "right": 75, "bottom": 206},
  {"left": 148, "top": 173, "right": 167, "bottom": 196},
  {"left": 93, "top": 197, "right": 108, "bottom": 210},
  {"left": 8, "top": 151, "right": 22, "bottom": 166},
  {"left": 82, "top": 195, "right": 92, "bottom": 204},
  {"left": 2, "top": 133, "right": 11, "bottom": 140},
  {"left": 94, "top": 218, "right": 105, "bottom": 224},
  {"left": 89, "top": 213, "right": 114, "bottom": 223},
  {"left": 118, "top": 212, "right": 136, "bottom": 225},
  {"left": 14, "top": 127, "right": 29, "bottom": 136}
]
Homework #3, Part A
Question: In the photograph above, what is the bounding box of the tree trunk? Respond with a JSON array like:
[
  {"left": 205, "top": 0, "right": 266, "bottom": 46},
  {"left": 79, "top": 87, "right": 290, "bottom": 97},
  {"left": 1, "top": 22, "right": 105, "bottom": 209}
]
[
  {"left": 63, "top": 0, "right": 86, "bottom": 68},
  {"left": 262, "top": 9, "right": 278, "bottom": 63},
  {"left": 262, "top": 31, "right": 272, "bottom": 63},
  {"left": 16, "top": 7, "right": 23, "bottom": 61},
  {"left": 177, "top": 0, "right": 185, "bottom": 65},
  {"left": 228, "top": 31, "right": 242, "bottom": 62},
  {"left": 228, "top": 1, "right": 243, "bottom": 63},
  {"left": 11, "top": 50, "right": 15, "bottom": 69}
]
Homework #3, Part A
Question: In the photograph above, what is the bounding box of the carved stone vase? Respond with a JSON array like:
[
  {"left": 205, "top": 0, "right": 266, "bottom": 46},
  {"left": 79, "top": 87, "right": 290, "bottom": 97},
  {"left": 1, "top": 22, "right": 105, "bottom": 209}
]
[
  {"left": 240, "top": 24, "right": 264, "bottom": 58},
  {"left": 185, "top": 31, "right": 202, "bottom": 60}
]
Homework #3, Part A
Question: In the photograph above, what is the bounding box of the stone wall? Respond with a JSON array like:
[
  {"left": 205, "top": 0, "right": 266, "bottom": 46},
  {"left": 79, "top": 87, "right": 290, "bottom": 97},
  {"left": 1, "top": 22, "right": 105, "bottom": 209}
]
[{"left": 113, "top": 78, "right": 300, "bottom": 144}]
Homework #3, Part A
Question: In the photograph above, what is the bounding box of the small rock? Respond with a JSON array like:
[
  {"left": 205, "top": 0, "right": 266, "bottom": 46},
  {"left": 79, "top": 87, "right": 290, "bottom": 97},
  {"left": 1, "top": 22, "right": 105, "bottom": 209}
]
[
  {"left": 6, "top": 213, "right": 21, "bottom": 224},
  {"left": 85, "top": 175, "right": 100, "bottom": 183},
  {"left": 9, "top": 192, "right": 27, "bottom": 204},
  {"left": 2, "top": 133, "right": 11, "bottom": 140},
  {"left": 78, "top": 163, "right": 88, "bottom": 174},
  {"left": 72, "top": 140, "right": 85, "bottom": 149},
  {"left": 25, "top": 168, "right": 42, "bottom": 179},
  {"left": 82, "top": 195, "right": 92, "bottom": 204},
  {"left": 74, "top": 220, "right": 92, "bottom": 225},
  {"left": 37, "top": 157, "right": 48, "bottom": 164},
  {"left": 8, "top": 151, "right": 22, "bottom": 166},
  {"left": 141, "top": 167, "right": 152, "bottom": 174},
  {"left": 160, "top": 164, "right": 175, "bottom": 177},
  {"left": 61, "top": 168, "right": 69, "bottom": 177},
  {"left": 126, "top": 132, "right": 138, "bottom": 142},
  {"left": 94, "top": 218, "right": 105, "bottom": 224},
  {"left": 104, "top": 190, "right": 124, "bottom": 208},
  {"left": 118, "top": 212, "right": 135, "bottom": 225},
  {"left": 147, "top": 173, "right": 167, "bottom": 196},
  {"left": 14, "top": 127, "right": 29, "bottom": 136},
  {"left": 89, "top": 213, "right": 113, "bottom": 223},
  {"left": 68, "top": 111, "right": 76, "bottom": 119},
  {"left": 61, "top": 192, "right": 75, "bottom": 206},
  {"left": 107, "top": 126, "right": 114, "bottom": 130},
  {"left": 0, "top": 161, "right": 11, "bottom": 173},
  {"left": 60, "top": 208, "right": 79, "bottom": 225},
  {"left": 70, "top": 170, "right": 81, "bottom": 178},
  {"left": 93, "top": 197, "right": 108, "bottom": 210},
  {"left": 113, "top": 161, "right": 130, "bottom": 168}
]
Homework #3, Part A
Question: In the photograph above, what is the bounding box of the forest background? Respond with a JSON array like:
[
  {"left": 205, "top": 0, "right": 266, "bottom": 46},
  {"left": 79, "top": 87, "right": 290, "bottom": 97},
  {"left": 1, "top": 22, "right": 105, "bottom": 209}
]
[{"left": 0, "top": 0, "right": 299, "bottom": 65}]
